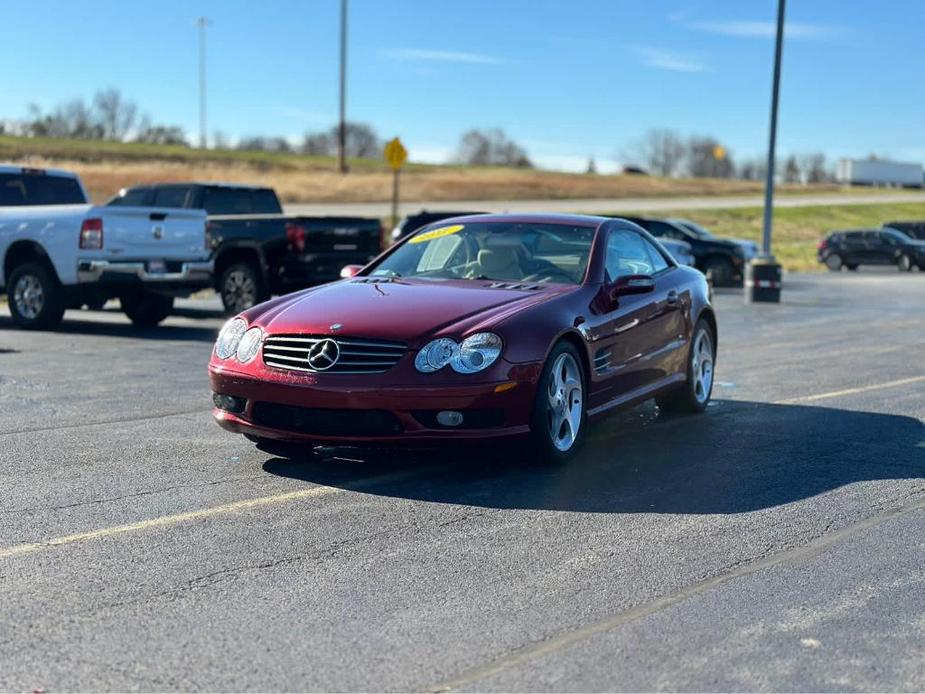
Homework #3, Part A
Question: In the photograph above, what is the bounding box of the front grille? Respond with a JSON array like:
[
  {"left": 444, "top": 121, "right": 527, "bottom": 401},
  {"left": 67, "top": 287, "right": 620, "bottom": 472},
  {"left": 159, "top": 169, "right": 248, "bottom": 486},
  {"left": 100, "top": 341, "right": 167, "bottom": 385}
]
[
  {"left": 262, "top": 335, "right": 407, "bottom": 374},
  {"left": 252, "top": 403, "right": 403, "bottom": 436}
]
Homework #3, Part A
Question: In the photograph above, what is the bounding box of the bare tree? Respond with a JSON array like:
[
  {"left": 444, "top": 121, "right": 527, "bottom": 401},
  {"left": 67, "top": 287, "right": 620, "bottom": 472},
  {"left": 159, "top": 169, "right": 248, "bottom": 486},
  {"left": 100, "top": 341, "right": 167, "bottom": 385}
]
[
  {"left": 93, "top": 88, "right": 138, "bottom": 141},
  {"left": 237, "top": 136, "right": 294, "bottom": 153},
  {"left": 300, "top": 122, "right": 380, "bottom": 158},
  {"left": 686, "top": 136, "right": 734, "bottom": 178},
  {"left": 586, "top": 156, "right": 597, "bottom": 175},
  {"left": 625, "top": 129, "right": 686, "bottom": 177},
  {"left": 456, "top": 129, "right": 532, "bottom": 167},
  {"left": 212, "top": 130, "right": 229, "bottom": 149},
  {"left": 135, "top": 125, "right": 189, "bottom": 146},
  {"left": 737, "top": 158, "right": 767, "bottom": 181},
  {"left": 783, "top": 155, "right": 801, "bottom": 183},
  {"left": 799, "top": 153, "right": 828, "bottom": 183}
]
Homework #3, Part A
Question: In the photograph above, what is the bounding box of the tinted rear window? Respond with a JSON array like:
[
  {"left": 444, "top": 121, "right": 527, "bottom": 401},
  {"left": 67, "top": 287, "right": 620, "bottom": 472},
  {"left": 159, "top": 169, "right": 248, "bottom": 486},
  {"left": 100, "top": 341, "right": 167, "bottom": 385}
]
[
  {"left": 152, "top": 186, "right": 191, "bottom": 208},
  {"left": 0, "top": 173, "right": 86, "bottom": 206},
  {"left": 202, "top": 187, "right": 281, "bottom": 215},
  {"left": 109, "top": 187, "right": 151, "bottom": 206}
]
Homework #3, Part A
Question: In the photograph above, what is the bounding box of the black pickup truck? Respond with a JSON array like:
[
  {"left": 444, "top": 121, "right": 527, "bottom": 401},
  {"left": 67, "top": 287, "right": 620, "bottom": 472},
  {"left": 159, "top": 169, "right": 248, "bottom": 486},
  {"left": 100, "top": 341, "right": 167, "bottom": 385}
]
[{"left": 108, "top": 183, "right": 382, "bottom": 313}]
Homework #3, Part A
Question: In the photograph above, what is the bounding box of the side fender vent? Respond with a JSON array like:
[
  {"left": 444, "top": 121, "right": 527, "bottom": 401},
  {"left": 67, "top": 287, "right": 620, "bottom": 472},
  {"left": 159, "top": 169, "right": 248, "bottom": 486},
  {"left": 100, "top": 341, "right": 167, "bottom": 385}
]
[{"left": 593, "top": 348, "right": 612, "bottom": 375}]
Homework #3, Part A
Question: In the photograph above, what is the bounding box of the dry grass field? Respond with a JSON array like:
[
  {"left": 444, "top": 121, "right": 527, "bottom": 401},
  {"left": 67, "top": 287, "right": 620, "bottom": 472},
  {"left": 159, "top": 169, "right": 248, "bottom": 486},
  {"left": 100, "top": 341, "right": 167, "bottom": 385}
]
[{"left": 1, "top": 135, "right": 840, "bottom": 204}]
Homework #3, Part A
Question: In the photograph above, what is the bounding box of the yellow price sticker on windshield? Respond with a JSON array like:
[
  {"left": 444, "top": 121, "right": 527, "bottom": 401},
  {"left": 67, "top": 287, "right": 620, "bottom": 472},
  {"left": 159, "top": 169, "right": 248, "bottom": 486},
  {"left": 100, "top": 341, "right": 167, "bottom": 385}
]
[{"left": 409, "top": 224, "right": 464, "bottom": 244}]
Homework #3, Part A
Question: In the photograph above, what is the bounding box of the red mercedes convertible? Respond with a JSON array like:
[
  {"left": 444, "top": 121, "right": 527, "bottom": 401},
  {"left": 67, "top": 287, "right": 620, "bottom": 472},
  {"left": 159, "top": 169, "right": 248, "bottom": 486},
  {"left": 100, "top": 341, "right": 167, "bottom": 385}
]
[{"left": 209, "top": 214, "right": 716, "bottom": 463}]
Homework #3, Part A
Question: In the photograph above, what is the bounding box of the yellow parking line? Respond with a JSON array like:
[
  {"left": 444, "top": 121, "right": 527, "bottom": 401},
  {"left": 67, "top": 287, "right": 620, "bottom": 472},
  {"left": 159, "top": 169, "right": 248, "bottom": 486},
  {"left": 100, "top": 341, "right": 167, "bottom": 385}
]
[
  {"left": 776, "top": 375, "right": 925, "bottom": 405},
  {"left": 0, "top": 463, "right": 432, "bottom": 561}
]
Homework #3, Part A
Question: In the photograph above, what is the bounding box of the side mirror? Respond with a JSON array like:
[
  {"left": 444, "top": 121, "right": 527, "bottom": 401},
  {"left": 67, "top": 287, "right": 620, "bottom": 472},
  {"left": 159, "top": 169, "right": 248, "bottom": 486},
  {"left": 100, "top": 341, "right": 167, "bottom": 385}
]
[
  {"left": 340, "top": 264, "right": 364, "bottom": 279},
  {"left": 609, "top": 274, "right": 655, "bottom": 298}
]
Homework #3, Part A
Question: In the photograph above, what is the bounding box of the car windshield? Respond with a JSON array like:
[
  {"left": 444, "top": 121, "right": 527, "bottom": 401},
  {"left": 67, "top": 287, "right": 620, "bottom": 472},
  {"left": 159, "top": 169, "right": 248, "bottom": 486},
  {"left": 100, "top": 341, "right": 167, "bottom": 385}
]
[
  {"left": 369, "top": 221, "right": 595, "bottom": 284},
  {"left": 674, "top": 219, "right": 715, "bottom": 240},
  {"left": 883, "top": 227, "right": 913, "bottom": 242}
]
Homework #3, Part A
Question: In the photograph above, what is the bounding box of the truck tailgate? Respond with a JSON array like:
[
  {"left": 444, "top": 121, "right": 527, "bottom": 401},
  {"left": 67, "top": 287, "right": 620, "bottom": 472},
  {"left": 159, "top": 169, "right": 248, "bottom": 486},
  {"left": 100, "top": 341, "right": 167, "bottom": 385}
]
[
  {"left": 291, "top": 216, "right": 382, "bottom": 253},
  {"left": 98, "top": 206, "right": 207, "bottom": 259}
]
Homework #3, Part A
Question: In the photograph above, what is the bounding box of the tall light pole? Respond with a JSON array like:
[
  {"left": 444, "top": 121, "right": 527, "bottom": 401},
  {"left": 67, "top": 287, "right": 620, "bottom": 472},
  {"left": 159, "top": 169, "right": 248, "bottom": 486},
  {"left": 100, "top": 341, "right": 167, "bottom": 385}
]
[
  {"left": 198, "top": 16, "right": 211, "bottom": 149},
  {"left": 761, "top": 0, "right": 785, "bottom": 257},
  {"left": 338, "top": 0, "right": 348, "bottom": 173},
  {"left": 748, "top": 0, "right": 785, "bottom": 303}
]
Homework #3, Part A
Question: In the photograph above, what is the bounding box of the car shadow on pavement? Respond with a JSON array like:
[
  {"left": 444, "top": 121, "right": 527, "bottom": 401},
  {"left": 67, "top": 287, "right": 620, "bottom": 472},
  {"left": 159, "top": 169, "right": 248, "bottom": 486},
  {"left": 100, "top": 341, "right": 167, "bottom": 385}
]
[
  {"left": 262, "top": 399, "right": 925, "bottom": 515},
  {"left": 0, "top": 315, "right": 219, "bottom": 342}
]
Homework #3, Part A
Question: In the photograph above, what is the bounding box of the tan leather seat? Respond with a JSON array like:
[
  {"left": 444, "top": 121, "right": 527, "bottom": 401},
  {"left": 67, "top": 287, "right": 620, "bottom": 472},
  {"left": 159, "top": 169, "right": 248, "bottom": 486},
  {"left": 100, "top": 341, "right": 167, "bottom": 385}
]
[{"left": 477, "top": 246, "right": 524, "bottom": 280}]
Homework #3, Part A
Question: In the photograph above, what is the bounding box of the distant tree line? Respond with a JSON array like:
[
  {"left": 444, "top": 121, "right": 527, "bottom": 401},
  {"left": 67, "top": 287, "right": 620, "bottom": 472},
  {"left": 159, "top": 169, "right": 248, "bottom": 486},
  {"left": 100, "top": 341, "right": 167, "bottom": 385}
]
[{"left": 623, "top": 128, "right": 834, "bottom": 182}]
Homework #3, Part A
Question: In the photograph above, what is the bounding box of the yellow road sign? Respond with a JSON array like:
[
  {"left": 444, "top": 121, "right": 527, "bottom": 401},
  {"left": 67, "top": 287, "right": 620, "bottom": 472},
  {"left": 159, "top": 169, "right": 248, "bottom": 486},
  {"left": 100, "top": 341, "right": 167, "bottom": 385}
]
[
  {"left": 384, "top": 137, "right": 408, "bottom": 170},
  {"left": 713, "top": 144, "right": 727, "bottom": 161}
]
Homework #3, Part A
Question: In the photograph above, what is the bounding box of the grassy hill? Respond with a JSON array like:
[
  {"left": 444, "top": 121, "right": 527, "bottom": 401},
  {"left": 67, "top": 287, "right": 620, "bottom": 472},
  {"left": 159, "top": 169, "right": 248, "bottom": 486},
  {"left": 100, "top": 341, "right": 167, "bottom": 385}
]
[{"left": 0, "top": 134, "right": 840, "bottom": 204}]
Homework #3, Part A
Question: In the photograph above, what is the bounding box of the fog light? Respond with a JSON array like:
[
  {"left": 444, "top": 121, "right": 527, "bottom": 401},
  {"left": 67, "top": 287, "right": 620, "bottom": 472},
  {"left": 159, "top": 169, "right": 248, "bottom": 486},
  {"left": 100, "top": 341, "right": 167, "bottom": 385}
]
[
  {"left": 213, "top": 392, "right": 246, "bottom": 414},
  {"left": 436, "top": 410, "right": 464, "bottom": 427}
]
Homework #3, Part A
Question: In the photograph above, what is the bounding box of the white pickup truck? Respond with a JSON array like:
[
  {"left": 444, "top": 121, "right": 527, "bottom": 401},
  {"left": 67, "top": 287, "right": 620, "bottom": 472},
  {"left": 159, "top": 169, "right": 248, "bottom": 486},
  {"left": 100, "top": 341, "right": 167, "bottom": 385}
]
[{"left": 0, "top": 165, "right": 212, "bottom": 329}]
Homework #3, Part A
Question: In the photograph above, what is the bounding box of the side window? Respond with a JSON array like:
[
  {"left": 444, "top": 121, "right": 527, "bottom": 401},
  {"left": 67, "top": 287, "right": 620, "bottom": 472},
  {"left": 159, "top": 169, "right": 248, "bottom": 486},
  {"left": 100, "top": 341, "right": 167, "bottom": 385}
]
[
  {"left": 606, "top": 229, "right": 656, "bottom": 281},
  {"left": 152, "top": 187, "right": 190, "bottom": 208},
  {"left": 203, "top": 188, "right": 253, "bottom": 215},
  {"left": 643, "top": 237, "right": 671, "bottom": 273},
  {"left": 111, "top": 187, "right": 151, "bottom": 206},
  {"left": 648, "top": 221, "right": 685, "bottom": 241}
]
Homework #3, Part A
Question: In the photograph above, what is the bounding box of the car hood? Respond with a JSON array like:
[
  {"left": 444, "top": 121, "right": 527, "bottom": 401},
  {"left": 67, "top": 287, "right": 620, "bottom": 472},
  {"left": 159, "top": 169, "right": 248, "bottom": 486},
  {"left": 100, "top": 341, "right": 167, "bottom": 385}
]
[{"left": 251, "top": 278, "right": 574, "bottom": 345}]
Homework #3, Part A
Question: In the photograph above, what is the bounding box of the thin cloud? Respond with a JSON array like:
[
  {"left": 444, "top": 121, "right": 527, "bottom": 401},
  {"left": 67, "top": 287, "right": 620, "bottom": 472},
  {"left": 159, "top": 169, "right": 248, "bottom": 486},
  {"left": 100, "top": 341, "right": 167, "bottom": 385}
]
[
  {"left": 382, "top": 48, "right": 503, "bottom": 65},
  {"left": 688, "top": 20, "right": 844, "bottom": 40},
  {"left": 634, "top": 47, "right": 707, "bottom": 73}
]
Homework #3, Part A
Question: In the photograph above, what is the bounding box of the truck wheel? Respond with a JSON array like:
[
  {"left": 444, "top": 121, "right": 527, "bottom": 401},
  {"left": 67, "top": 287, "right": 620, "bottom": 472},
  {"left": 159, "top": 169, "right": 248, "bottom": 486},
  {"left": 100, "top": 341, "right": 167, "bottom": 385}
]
[
  {"left": 703, "top": 257, "right": 735, "bottom": 286},
  {"left": 7, "top": 262, "right": 66, "bottom": 330},
  {"left": 897, "top": 254, "right": 913, "bottom": 272},
  {"left": 120, "top": 290, "right": 174, "bottom": 327},
  {"left": 825, "top": 254, "right": 843, "bottom": 271},
  {"left": 220, "top": 263, "right": 267, "bottom": 315}
]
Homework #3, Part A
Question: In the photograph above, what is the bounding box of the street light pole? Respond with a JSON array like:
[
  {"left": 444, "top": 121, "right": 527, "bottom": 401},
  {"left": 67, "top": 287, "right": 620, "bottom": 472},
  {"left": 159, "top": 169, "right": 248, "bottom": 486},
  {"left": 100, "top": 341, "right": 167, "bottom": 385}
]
[
  {"left": 337, "top": 0, "right": 348, "bottom": 173},
  {"left": 761, "top": 0, "right": 786, "bottom": 257},
  {"left": 198, "top": 16, "right": 210, "bottom": 149},
  {"left": 746, "top": 0, "right": 785, "bottom": 304}
]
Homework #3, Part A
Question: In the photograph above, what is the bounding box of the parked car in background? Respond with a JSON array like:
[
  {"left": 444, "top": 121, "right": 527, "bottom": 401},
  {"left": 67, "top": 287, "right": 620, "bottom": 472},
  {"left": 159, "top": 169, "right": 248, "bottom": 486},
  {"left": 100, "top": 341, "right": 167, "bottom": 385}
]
[
  {"left": 817, "top": 228, "right": 925, "bottom": 271},
  {"left": 883, "top": 221, "right": 925, "bottom": 240},
  {"left": 109, "top": 183, "right": 382, "bottom": 313},
  {"left": 390, "top": 209, "right": 485, "bottom": 244},
  {"left": 210, "top": 214, "right": 717, "bottom": 464},
  {"left": 669, "top": 218, "right": 759, "bottom": 260},
  {"left": 619, "top": 216, "right": 746, "bottom": 286},
  {"left": 1, "top": 166, "right": 211, "bottom": 329},
  {"left": 660, "top": 238, "right": 696, "bottom": 267}
]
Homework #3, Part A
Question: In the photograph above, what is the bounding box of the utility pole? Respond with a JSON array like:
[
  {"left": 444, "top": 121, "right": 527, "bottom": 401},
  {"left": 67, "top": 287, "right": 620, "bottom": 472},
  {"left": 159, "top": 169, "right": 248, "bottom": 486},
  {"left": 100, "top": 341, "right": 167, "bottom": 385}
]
[
  {"left": 747, "top": 0, "right": 785, "bottom": 303},
  {"left": 198, "top": 16, "right": 211, "bottom": 149},
  {"left": 338, "top": 0, "right": 348, "bottom": 173}
]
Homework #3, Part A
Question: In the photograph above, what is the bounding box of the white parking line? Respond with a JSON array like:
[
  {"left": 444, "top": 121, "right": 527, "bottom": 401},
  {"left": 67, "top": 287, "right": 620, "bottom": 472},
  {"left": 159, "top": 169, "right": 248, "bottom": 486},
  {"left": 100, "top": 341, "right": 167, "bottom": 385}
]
[{"left": 775, "top": 375, "right": 925, "bottom": 404}]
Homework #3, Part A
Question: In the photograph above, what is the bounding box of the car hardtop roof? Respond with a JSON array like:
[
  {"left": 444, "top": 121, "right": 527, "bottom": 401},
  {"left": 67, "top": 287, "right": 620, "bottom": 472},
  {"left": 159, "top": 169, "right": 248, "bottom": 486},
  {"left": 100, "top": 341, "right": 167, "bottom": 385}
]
[
  {"left": 125, "top": 181, "right": 274, "bottom": 191},
  {"left": 426, "top": 212, "right": 610, "bottom": 227},
  {"left": 0, "top": 164, "right": 78, "bottom": 179}
]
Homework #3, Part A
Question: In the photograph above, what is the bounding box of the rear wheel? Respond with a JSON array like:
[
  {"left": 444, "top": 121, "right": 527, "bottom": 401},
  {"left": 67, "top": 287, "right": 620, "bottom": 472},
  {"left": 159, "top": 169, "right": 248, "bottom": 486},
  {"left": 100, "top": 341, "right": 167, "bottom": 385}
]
[
  {"left": 220, "top": 262, "right": 267, "bottom": 315},
  {"left": 529, "top": 342, "right": 586, "bottom": 465},
  {"left": 703, "top": 257, "right": 736, "bottom": 286},
  {"left": 120, "top": 290, "right": 174, "bottom": 327},
  {"left": 7, "top": 262, "right": 65, "bottom": 330},
  {"left": 657, "top": 318, "right": 715, "bottom": 414},
  {"left": 824, "top": 254, "right": 843, "bottom": 272},
  {"left": 898, "top": 254, "right": 913, "bottom": 272}
]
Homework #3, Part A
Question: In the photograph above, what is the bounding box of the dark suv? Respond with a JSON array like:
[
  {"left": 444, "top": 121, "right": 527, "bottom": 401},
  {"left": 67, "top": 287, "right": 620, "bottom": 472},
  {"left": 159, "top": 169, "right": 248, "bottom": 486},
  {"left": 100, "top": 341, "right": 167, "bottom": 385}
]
[
  {"left": 883, "top": 221, "right": 925, "bottom": 241},
  {"left": 817, "top": 228, "right": 925, "bottom": 272},
  {"left": 620, "top": 216, "right": 746, "bottom": 286}
]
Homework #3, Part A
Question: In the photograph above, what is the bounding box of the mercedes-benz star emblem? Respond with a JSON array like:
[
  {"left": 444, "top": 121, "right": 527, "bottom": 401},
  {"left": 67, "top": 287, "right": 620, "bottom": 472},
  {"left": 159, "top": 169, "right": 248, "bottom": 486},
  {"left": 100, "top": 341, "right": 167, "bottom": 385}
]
[
  {"left": 329, "top": 323, "right": 342, "bottom": 332},
  {"left": 307, "top": 339, "right": 340, "bottom": 371}
]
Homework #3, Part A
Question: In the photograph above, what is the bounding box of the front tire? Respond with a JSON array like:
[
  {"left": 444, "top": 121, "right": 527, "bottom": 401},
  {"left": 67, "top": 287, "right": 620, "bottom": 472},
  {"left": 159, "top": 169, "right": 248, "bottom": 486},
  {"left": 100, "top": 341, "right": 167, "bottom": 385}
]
[
  {"left": 120, "top": 290, "right": 174, "bottom": 327},
  {"left": 529, "top": 342, "right": 586, "bottom": 465},
  {"left": 898, "top": 254, "right": 913, "bottom": 272},
  {"left": 220, "top": 262, "right": 267, "bottom": 315},
  {"left": 7, "top": 262, "right": 65, "bottom": 330},
  {"left": 657, "top": 318, "right": 715, "bottom": 414},
  {"left": 703, "top": 257, "right": 736, "bottom": 286}
]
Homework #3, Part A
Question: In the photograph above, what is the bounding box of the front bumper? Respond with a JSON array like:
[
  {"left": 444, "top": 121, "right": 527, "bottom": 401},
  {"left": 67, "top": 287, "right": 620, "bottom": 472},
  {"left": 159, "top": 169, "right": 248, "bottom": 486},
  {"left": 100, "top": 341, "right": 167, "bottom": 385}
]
[
  {"left": 209, "top": 360, "right": 542, "bottom": 444},
  {"left": 77, "top": 259, "right": 213, "bottom": 286}
]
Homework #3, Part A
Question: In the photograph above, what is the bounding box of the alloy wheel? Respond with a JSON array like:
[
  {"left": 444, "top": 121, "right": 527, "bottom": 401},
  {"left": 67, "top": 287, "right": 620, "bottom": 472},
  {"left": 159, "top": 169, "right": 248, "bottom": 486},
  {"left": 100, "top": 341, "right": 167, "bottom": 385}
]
[
  {"left": 546, "top": 352, "right": 583, "bottom": 451},
  {"left": 13, "top": 274, "right": 44, "bottom": 319},
  {"left": 692, "top": 328, "right": 714, "bottom": 404},
  {"left": 224, "top": 270, "right": 257, "bottom": 311}
]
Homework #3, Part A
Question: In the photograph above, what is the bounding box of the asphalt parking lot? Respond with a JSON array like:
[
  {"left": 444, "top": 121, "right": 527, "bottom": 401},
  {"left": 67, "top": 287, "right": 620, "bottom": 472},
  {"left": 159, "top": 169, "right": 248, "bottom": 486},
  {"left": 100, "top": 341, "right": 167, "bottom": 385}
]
[{"left": 1, "top": 270, "right": 924, "bottom": 692}]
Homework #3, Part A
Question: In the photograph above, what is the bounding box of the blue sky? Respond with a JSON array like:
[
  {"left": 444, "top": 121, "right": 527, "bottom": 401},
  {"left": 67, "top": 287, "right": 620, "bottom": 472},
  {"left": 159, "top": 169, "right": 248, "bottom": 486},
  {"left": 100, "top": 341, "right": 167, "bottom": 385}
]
[{"left": 1, "top": 0, "right": 923, "bottom": 172}]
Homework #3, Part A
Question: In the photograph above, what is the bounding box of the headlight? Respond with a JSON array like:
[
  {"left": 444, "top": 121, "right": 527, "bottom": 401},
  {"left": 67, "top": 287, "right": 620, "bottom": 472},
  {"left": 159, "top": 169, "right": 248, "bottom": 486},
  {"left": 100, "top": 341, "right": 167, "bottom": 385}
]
[
  {"left": 414, "top": 337, "right": 458, "bottom": 373},
  {"left": 215, "top": 318, "right": 247, "bottom": 359},
  {"left": 452, "top": 332, "right": 503, "bottom": 373},
  {"left": 235, "top": 327, "right": 264, "bottom": 363}
]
